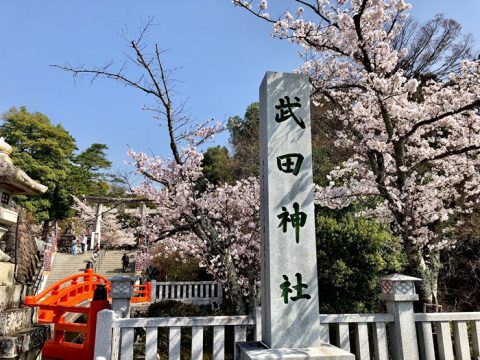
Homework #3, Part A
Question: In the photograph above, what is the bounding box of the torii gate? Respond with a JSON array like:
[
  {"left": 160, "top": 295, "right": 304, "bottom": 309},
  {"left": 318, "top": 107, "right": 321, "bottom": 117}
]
[{"left": 81, "top": 196, "right": 154, "bottom": 249}]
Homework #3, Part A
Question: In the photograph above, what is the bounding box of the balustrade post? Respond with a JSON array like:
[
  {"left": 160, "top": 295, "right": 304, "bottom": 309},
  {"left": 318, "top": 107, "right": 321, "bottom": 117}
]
[
  {"left": 254, "top": 306, "right": 262, "bottom": 342},
  {"left": 149, "top": 280, "right": 157, "bottom": 303},
  {"left": 93, "top": 309, "right": 115, "bottom": 360},
  {"left": 380, "top": 274, "right": 421, "bottom": 360}
]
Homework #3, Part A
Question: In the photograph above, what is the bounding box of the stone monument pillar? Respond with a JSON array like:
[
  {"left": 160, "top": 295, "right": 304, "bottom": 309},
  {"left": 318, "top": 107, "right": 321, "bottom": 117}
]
[{"left": 237, "top": 72, "right": 353, "bottom": 359}]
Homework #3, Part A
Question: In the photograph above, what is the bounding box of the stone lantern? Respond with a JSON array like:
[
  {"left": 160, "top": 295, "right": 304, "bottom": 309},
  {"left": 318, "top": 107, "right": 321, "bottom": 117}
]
[
  {"left": 379, "top": 273, "right": 422, "bottom": 301},
  {"left": 110, "top": 276, "right": 134, "bottom": 317},
  {"left": 0, "top": 137, "right": 47, "bottom": 284},
  {"left": 379, "top": 273, "right": 422, "bottom": 360}
]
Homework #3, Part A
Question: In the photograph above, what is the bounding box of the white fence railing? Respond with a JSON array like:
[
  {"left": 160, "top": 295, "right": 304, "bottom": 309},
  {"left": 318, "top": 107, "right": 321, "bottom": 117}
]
[
  {"left": 150, "top": 280, "right": 223, "bottom": 307},
  {"left": 95, "top": 307, "right": 480, "bottom": 360},
  {"left": 95, "top": 276, "right": 480, "bottom": 360},
  {"left": 94, "top": 308, "right": 396, "bottom": 360},
  {"left": 415, "top": 312, "right": 480, "bottom": 360},
  {"left": 94, "top": 309, "right": 257, "bottom": 360},
  {"left": 320, "top": 313, "right": 394, "bottom": 360}
]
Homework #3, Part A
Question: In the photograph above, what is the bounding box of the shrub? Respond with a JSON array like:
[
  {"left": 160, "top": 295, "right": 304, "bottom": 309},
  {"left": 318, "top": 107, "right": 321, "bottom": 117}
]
[{"left": 316, "top": 215, "right": 406, "bottom": 313}]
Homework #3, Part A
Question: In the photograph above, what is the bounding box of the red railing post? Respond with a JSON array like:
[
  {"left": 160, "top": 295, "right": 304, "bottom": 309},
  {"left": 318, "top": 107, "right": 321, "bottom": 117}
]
[
  {"left": 146, "top": 282, "right": 152, "bottom": 302},
  {"left": 52, "top": 309, "right": 65, "bottom": 345}
]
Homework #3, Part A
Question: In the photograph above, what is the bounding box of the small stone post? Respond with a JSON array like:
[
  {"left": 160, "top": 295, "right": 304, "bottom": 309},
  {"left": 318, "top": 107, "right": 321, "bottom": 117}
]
[
  {"left": 150, "top": 279, "right": 157, "bottom": 303},
  {"left": 94, "top": 203, "right": 103, "bottom": 248},
  {"left": 380, "top": 274, "right": 422, "bottom": 360},
  {"left": 93, "top": 309, "right": 115, "bottom": 360},
  {"left": 110, "top": 276, "right": 133, "bottom": 318},
  {"left": 140, "top": 202, "right": 147, "bottom": 220}
]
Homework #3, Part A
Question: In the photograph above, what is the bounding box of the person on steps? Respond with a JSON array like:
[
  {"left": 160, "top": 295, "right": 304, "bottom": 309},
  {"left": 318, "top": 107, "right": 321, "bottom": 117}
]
[
  {"left": 71, "top": 238, "right": 77, "bottom": 255},
  {"left": 81, "top": 234, "right": 88, "bottom": 254},
  {"left": 122, "top": 253, "right": 130, "bottom": 273},
  {"left": 91, "top": 250, "right": 98, "bottom": 265}
]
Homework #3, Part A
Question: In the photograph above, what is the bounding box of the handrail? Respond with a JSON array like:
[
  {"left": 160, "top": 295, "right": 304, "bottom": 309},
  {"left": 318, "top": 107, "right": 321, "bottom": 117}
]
[
  {"left": 415, "top": 312, "right": 480, "bottom": 322},
  {"left": 155, "top": 280, "right": 219, "bottom": 285},
  {"left": 93, "top": 249, "right": 106, "bottom": 273},
  {"left": 25, "top": 269, "right": 109, "bottom": 304},
  {"left": 26, "top": 269, "right": 150, "bottom": 360},
  {"left": 31, "top": 257, "right": 45, "bottom": 295},
  {"left": 320, "top": 313, "right": 394, "bottom": 323},
  {"left": 114, "top": 314, "right": 256, "bottom": 328},
  {"left": 26, "top": 269, "right": 150, "bottom": 309},
  {"left": 25, "top": 269, "right": 111, "bottom": 324}
]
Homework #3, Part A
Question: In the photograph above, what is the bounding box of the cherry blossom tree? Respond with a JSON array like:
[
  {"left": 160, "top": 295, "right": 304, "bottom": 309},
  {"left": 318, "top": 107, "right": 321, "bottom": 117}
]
[
  {"left": 234, "top": 0, "right": 480, "bottom": 304},
  {"left": 56, "top": 22, "right": 260, "bottom": 312},
  {"left": 129, "top": 150, "right": 260, "bottom": 312}
]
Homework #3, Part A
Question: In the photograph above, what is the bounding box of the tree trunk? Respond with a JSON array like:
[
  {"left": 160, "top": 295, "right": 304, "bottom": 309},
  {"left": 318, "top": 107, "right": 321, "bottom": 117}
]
[
  {"left": 408, "top": 248, "right": 441, "bottom": 310},
  {"left": 225, "top": 252, "right": 248, "bottom": 314}
]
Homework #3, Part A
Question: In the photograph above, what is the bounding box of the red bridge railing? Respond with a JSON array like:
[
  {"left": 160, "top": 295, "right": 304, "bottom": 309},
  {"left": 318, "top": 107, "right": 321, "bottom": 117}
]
[
  {"left": 25, "top": 269, "right": 151, "bottom": 360},
  {"left": 132, "top": 282, "right": 151, "bottom": 303}
]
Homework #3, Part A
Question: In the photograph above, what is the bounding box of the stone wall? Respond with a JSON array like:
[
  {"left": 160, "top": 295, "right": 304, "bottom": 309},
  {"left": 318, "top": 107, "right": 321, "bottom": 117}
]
[{"left": 0, "top": 206, "right": 41, "bottom": 284}]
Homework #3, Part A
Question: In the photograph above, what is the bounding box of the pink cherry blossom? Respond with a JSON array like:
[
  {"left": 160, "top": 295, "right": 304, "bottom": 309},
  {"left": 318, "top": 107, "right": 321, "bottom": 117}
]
[{"left": 235, "top": 0, "right": 480, "bottom": 302}]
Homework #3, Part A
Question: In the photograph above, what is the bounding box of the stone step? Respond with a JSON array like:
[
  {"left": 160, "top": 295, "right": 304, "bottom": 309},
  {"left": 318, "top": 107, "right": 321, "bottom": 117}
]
[
  {"left": 0, "top": 307, "right": 34, "bottom": 336},
  {"left": 44, "top": 252, "right": 94, "bottom": 288},
  {"left": 0, "top": 325, "right": 52, "bottom": 359}
]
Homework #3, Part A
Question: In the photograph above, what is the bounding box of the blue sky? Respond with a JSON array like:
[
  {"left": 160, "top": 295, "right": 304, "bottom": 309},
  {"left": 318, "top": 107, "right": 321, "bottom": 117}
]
[{"left": 1, "top": 1, "right": 479, "bottom": 177}]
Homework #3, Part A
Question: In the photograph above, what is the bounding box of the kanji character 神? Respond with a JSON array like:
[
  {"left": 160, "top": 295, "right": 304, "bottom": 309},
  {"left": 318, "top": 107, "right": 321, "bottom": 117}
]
[{"left": 277, "top": 202, "right": 307, "bottom": 243}]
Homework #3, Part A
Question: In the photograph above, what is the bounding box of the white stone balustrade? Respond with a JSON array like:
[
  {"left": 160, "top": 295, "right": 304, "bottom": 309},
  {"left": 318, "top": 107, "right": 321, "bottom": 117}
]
[{"left": 150, "top": 280, "right": 223, "bottom": 308}]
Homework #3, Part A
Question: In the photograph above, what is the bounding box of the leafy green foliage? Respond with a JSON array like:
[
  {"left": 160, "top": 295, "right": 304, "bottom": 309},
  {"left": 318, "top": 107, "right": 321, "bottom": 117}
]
[
  {"left": 311, "top": 103, "right": 353, "bottom": 186},
  {"left": 74, "top": 143, "right": 111, "bottom": 172},
  {"left": 0, "top": 106, "right": 113, "bottom": 222},
  {"left": 69, "top": 143, "right": 113, "bottom": 196},
  {"left": 316, "top": 215, "right": 406, "bottom": 313},
  {"left": 202, "top": 146, "right": 235, "bottom": 185},
  {"left": 227, "top": 103, "right": 260, "bottom": 179}
]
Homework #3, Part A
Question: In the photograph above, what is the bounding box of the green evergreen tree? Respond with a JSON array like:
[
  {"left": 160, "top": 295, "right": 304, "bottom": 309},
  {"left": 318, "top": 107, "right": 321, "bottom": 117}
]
[
  {"left": 0, "top": 106, "right": 112, "bottom": 223},
  {"left": 202, "top": 146, "right": 234, "bottom": 185}
]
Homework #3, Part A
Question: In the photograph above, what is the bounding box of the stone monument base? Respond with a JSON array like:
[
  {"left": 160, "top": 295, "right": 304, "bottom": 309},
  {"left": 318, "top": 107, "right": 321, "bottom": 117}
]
[{"left": 237, "top": 342, "right": 354, "bottom": 360}]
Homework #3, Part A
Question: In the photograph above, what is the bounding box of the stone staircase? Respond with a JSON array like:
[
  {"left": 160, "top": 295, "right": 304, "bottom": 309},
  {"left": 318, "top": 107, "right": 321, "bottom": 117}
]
[
  {"left": 44, "top": 252, "right": 92, "bottom": 289},
  {"left": 96, "top": 250, "right": 135, "bottom": 278},
  {"left": 44, "top": 250, "right": 135, "bottom": 290}
]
